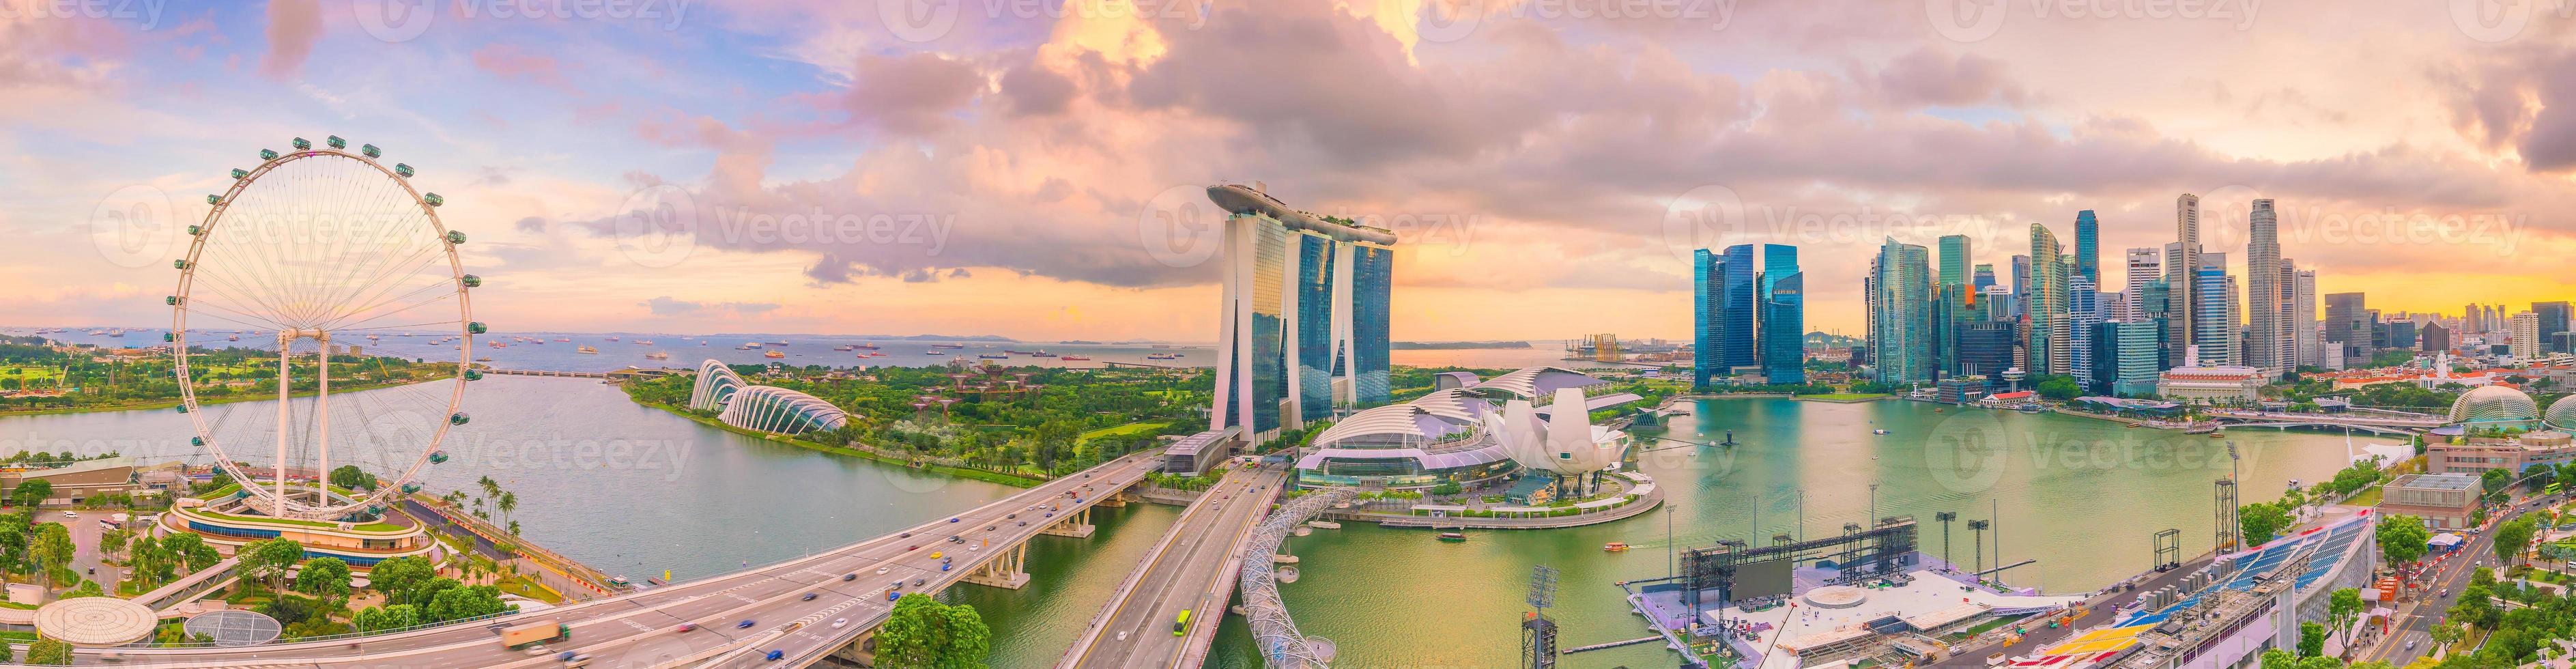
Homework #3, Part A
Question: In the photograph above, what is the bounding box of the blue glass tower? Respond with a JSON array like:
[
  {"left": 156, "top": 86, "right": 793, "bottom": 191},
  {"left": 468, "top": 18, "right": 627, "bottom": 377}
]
[
  {"left": 1207, "top": 184, "right": 1397, "bottom": 440},
  {"left": 1762, "top": 270, "right": 1805, "bottom": 385},
  {"left": 2074, "top": 210, "right": 2100, "bottom": 285},
  {"left": 1693, "top": 248, "right": 1721, "bottom": 389},
  {"left": 1721, "top": 244, "right": 1756, "bottom": 371}
]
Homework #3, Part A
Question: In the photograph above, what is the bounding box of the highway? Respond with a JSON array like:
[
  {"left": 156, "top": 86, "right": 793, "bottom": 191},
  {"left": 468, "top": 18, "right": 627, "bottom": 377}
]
[
  {"left": 75, "top": 451, "right": 1164, "bottom": 668},
  {"left": 2356, "top": 493, "right": 2553, "bottom": 667},
  {"left": 1059, "top": 464, "right": 1289, "bottom": 669}
]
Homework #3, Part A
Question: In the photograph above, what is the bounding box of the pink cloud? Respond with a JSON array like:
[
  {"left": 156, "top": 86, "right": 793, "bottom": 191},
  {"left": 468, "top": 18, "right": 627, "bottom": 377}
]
[{"left": 260, "top": 0, "right": 321, "bottom": 79}]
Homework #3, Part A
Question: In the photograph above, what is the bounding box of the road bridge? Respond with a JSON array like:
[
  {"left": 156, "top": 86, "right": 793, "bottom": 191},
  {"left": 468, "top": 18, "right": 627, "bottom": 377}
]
[
  {"left": 69, "top": 451, "right": 1163, "bottom": 668},
  {"left": 1059, "top": 464, "right": 1291, "bottom": 669},
  {"left": 2205, "top": 409, "right": 2444, "bottom": 434}
]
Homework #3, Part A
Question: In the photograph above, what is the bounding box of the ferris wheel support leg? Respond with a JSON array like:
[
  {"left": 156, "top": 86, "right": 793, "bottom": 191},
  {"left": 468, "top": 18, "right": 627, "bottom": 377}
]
[
  {"left": 317, "top": 332, "right": 332, "bottom": 511},
  {"left": 275, "top": 332, "right": 293, "bottom": 518}
]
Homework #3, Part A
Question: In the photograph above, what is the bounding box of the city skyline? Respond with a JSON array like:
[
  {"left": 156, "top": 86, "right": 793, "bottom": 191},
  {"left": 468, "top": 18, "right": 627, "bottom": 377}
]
[{"left": 8, "top": 3, "right": 2576, "bottom": 343}]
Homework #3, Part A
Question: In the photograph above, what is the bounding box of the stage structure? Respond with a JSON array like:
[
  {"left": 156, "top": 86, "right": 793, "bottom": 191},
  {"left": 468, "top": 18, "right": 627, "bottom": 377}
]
[{"left": 1679, "top": 515, "right": 1920, "bottom": 619}]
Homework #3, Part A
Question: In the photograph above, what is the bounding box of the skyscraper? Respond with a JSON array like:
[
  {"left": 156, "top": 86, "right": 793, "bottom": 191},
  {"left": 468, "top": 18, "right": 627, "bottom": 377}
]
[
  {"left": 1207, "top": 184, "right": 1394, "bottom": 438},
  {"left": 2028, "top": 225, "right": 2068, "bottom": 375},
  {"left": 2010, "top": 255, "right": 2031, "bottom": 317},
  {"left": 1938, "top": 235, "right": 1973, "bottom": 287},
  {"left": 1762, "top": 264, "right": 1805, "bottom": 385},
  {"left": 2074, "top": 210, "right": 2100, "bottom": 285},
  {"left": 2193, "top": 264, "right": 2236, "bottom": 366},
  {"left": 2325, "top": 293, "right": 2369, "bottom": 367},
  {"left": 2291, "top": 265, "right": 2319, "bottom": 368},
  {"left": 1693, "top": 248, "right": 1723, "bottom": 388},
  {"left": 2070, "top": 274, "right": 2099, "bottom": 386},
  {"left": 1872, "top": 238, "right": 1934, "bottom": 384},
  {"left": 1972, "top": 264, "right": 1997, "bottom": 291},
  {"left": 2513, "top": 311, "right": 2543, "bottom": 359},
  {"left": 2169, "top": 194, "right": 2202, "bottom": 366},
  {"left": 2124, "top": 248, "right": 2162, "bottom": 321},
  {"left": 2246, "top": 199, "right": 2286, "bottom": 373},
  {"left": 1721, "top": 244, "right": 1756, "bottom": 371},
  {"left": 2535, "top": 302, "right": 2570, "bottom": 353}
]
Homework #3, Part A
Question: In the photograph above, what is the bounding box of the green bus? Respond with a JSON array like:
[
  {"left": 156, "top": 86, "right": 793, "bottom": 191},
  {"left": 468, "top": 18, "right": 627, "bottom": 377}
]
[{"left": 1173, "top": 610, "right": 1192, "bottom": 636}]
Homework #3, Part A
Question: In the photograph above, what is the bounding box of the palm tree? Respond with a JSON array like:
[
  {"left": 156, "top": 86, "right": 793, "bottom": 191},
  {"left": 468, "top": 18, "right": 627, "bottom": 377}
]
[
  {"left": 1935, "top": 511, "right": 1958, "bottom": 571},
  {"left": 1967, "top": 519, "right": 1991, "bottom": 580},
  {"left": 496, "top": 492, "right": 517, "bottom": 526}
]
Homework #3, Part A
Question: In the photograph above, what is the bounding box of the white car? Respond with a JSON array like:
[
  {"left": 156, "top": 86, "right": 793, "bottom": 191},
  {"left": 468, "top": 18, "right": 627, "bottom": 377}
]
[
  {"left": 61, "top": 511, "right": 76, "bottom": 519},
  {"left": 832, "top": 618, "right": 849, "bottom": 629},
  {"left": 876, "top": 567, "right": 889, "bottom": 575}
]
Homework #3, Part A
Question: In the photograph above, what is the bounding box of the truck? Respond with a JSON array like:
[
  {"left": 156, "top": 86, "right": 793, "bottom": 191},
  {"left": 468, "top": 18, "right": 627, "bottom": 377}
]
[{"left": 500, "top": 619, "right": 569, "bottom": 651}]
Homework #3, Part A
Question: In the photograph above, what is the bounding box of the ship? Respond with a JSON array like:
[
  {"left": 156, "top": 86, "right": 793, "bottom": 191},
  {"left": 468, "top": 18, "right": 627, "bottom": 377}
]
[
  {"left": 577, "top": 345, "right": 599, "bottom": 354},
  {"left": 833, "top": 345, "right": 857, "bottom": 352},
  {"left": 739, "top": 343, "right": 762, "bottom": 350},
  {"left": 979, "top": 353, "right": 1010, "bottom": 359},
  {"left": 644, "top": 352, "right": 669, "bottom": 360},
  {"left": 1059, "top": 355, "right": 1091, "bottom": 361},
  {"left": 1603, "top": 542, "right": 1631, "bottom": 552},
  {"left": 767, "top": 341, "right": 788, "bottom": 347},
  {"left": 489, "top": 341, "right": 508, "bottom": 348},
  {"left": 1031, "top": 350, "right": 1057, "bottom": 358},
  {"left": 556, "top": 337, "right": 571, "bottom": 342},
  {"left": 853, "top": 343, "right": 879, "bottom": 350},
  {"left": 638, "top": 339, "right": 655, "bottom": 345},
  {"left": 764, "top": 350, "right": 786, "bottom": 359},
  {"left": 1437, "top": 532, "right": 1468, "bottom": 542},
  {"left": 930, "top": 343, "right": 967, "bottom": 349}
]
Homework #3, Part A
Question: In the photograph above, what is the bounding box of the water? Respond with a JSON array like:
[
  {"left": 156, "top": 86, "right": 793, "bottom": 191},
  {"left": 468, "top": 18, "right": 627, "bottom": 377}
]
[
  {"left": 3, "top": 384, "right": 2369, "bottom": 667},
  {"left": 3, "top": 327, "right": 1216, "bottom": 373},
  {"left": 1202, "top": 397, "right": 2367, "bottom": 668}
]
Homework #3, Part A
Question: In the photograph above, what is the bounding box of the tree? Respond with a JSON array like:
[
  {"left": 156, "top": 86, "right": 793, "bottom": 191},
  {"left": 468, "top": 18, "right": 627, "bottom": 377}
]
[
  {"left": 2494, "top": 515, "right": 2539, "bottom": 567},
  {"left": 98, "top": 528, "right": 128, "bottom": 562},
  {"left": 876, "top": 593, "right": 992, "bottom": 668},
  {"left": 238, "top": 538, "right": 304, "bottom": 592},
  {"left": 260, "top": 594, "right": 321, "bottom": 627},
  {"left": 1431, "top": 481, "right": 1463, "bottom": 496},
  {"left": 2036, "top": 378, "right": 2083, "bottom": 401},
  {"left": 2429, "top": 621, "right": 2463, "bottom": 651},
  {"left": 2328, "top": 588, "right": 2362, "bottom": 646},
  {"left": 31, "top": 523, "right": 71, "bottom": 596},
  {"left": 329, "top": 465, "right": 377, "bottom": 492},
  {"left": 2239, "top": 501, "right": 2294, "bottom": 547},
  {"left": 10, "top": 479, "right": 51, "bottom": 508},
  {"left": 426, "top": 584, "right": 510, "bottom": 622},
  {"left": 497, "top": 492, "right": 517, "bottom": 526},
  {"left": 369, "top": 555, "right": 438, "bottom": 604},
  {"left": 294, "top": 557, "right": 352, "bottom": 602},
  {"left": 2377, "top": 514, "right": 2432, "bottom": 565},
  {"left": 23, "top": 637, "right": 69, "bottom": 665},
  {"left": 2297, "top": 621, "right": 2325, "bottom": 657}
]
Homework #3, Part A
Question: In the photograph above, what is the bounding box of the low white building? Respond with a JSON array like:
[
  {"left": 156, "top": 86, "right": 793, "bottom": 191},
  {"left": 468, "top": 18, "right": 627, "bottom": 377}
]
[{"left": 2157, "top": 365, "right": 2264, "bottom": 404}]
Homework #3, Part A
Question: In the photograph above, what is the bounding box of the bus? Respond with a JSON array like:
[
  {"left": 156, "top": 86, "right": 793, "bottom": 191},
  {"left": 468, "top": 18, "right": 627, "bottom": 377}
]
[
  {"left": 500, "top": 620, "right": 569, "bottom": 651},
  {"left": 1173, "top": 610, "right": 1192, "bottom": 636}
]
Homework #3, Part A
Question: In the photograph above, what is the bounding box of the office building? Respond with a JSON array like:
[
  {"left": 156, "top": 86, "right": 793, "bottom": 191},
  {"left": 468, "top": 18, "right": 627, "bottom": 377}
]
[
  {"left": 2246, "top": 199, "right": 2287, "bottom": 372},
  {"left": 2027, "top": 225, "right": 2068, "bottom": 375},
  {"left": 1872, "top": 238, "right": 1935, "bottom": 384},
  {"left": 1938, "top": 235, "right": 1972, "bottom": 287},
  {"left": 1981, "top": 286, "right": 2015, "bottom": 322},
  {"left": 1208, "top": 184, "right": 1395, "bottom": 440},
  {"left": 2096, "top": 320, "right": 2162, "bottom": 396},
  {"left": 1957, "top": 320, "right": 2018, "bottom": 378},
  {"left": 2387, "top": 321, "right": 2417, "bottom": 351},
  {"left": 1693, "top": 248, "right": 1725, "bottom": 388},
  {"left": 2292, "top": 266, "right": 2319, "bottom": 368},
  {"left": 1760, "top": 246, "right": 1805, "bottom": 386},
  {"left": 2422, "top": 322, "right": 2450, "bottom": 353},
  {"left": 2070, "top": 275, "right": 2099, "bottom": 386},
  {"left": 2074, "top": 210, "right": 2100, "bottom": 285},
  {"left": 2513, "top": 311, "right": 2543, "bottom": 359},
  {"left": 2169, "top": 195, "right": 2203, "bottom": 366},
  {"left": 2010, "top": 255, "right": 2031, "bottom": 317},
  {"left": 2123, "top": 248, "right": 2161, "bottom": 321},
  {"left": 2193, "top": 264, "right": 2236, "bottom": 367},
  {"left": 2325, "top": 293, "right": 2369, "bottom": 367},
  {"left": 2538, "top": 302, "right": 2571, "bottom": 353},
  {"left": 1972, "top": 264, "right": 1997, "bottom": 291}
]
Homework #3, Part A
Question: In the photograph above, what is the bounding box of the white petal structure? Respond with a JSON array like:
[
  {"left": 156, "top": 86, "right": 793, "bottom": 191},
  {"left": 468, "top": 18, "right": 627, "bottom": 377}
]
[
  {"left": 689, "top": 359, "right": 745, "bottom": 411},
  {"left": 1498, "top": 388, "right": 1622, "bottom": 476}
]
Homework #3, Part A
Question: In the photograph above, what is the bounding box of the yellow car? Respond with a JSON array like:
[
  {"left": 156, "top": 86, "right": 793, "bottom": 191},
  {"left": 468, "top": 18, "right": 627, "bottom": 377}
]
[{"left": 929, "top": 552, "right": 943, "bottom": 560}]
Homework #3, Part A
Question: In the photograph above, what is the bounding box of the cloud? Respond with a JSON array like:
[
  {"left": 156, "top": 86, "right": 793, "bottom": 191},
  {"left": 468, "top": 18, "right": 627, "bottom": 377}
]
[
  {"left": 833, "top": 53, "right": 984, "bottom": 135},
  {"left": 514, "top": 216, "right": 547, "bottom": 233},
  {"left": 261, "top": 0, "right": 323, "bottom": 79}
]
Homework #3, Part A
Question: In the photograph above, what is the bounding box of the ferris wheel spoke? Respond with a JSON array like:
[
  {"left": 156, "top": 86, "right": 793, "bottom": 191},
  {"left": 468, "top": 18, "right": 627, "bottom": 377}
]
[{"left": 319, "top": 279, "right": 457, "bottom": 332}]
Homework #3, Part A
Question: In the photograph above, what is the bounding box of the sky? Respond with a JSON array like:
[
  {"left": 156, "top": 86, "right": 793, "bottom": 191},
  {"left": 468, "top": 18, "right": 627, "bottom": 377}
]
[{"left": 4, "top": 0, "right": 2576, "bottom": 343}]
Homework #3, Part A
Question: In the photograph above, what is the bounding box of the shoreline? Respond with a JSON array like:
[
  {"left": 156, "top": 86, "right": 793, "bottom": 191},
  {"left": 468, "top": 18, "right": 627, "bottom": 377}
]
[
  {"left": 620, "top": 391, "right": 1053, "bottom": 489},
  {"left": 0, "top": 376, "right": 447, "bottom": 418}
]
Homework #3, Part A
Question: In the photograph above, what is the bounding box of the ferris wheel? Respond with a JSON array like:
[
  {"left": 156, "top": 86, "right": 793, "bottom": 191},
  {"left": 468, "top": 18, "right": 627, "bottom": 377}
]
[{"left": 167, "top": 136, "right": 483, "bottom": 521}]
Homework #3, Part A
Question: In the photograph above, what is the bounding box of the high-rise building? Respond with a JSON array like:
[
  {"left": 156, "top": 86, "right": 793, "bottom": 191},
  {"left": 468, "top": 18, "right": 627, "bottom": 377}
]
[
  {"left": 1719, "top": 245, "right": 1756, "bottom": 371},
  {"left": 1760, "top": 245, "right": 1804, "bottom": 385},
  {"left": 1958, "top": 320, "right": 2018, "bottom": 378},
  {"left": 1691, "top": 244, "right": 1758, "bottom": 388},
  {"left": 2291, "top": 266, "right": 2319, "bottom": 369},
  {"left": 2123, "top": 248, "right": 2161, "bottom": 321},
  {"left": 2010, "top": 255, "right": 2031, "bottom": 317},
  {"left": 2464, "top": 302, "right": 2485, "bottom": 333},
  {"left": 2246, "top": 199, "right": 2287, "bottom": 373},
  {"left": 2169, "top": 194, "right": 2202, "bottom": 367},
  {"left": 2074, "top": 210, "right": 2100, "bottom": 285},
  {"left": 2070, "top": 275, "right": 2099, "bottom": 386},
  {"left": 2325, "top": 293, "right": 2370, "bottom": 366},
  {"left": 1938, "top": 235, "right": 1973, "bottom": 287},
  {"left": 1981, "top": 285, "right": 2015, "bottom": 322},
  {"left": 2513, "top": 311, "right": 2543, "bottom": 359},
  {"left": 2193, "top": 264, "right": 2236, "bottom": 366},
  {"left": 1872, "top": 238, "right": 1935, "bottom": 384},
  {"left": 2028, "top": 225, "right": 2069, "bottom": 375},
  {"left": 1972, "top": 264, "right": 1997, "bottom": 291},
  {"left": 2536, "top": 302, "right": 2571, "bottom": 353},
  {"left": 2422, "top": 322, "right": 2450, "bottom": 353},
  {"left": 2096, "top": 320, "right": 2162, "bottom": 396},
  {"left": 1207, "top": 184, "right": 1394, "bottom": 439},
  {"left": 2388, "top": 320, "right": 2418, "bottom": 350}
]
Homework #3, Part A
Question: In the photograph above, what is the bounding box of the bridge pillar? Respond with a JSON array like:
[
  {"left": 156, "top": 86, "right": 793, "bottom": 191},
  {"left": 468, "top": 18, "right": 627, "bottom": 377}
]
[
  {"left": 1040, "top": 507, "right": 1096, "bottom": 538},
  {"left": 826, "top": 629, "right": 878, "bottom": 667},
  {"left": 960, "top": 543, "right": 1029, "bottom": 590}
]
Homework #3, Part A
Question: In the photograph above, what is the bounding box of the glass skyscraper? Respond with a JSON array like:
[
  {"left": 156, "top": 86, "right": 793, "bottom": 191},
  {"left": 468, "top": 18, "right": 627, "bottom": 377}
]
[
  {"left": 1760, "top": 244, "right": 1803, "bottom": 385},
  {"left": 2074, "top": 210, "right": 2100, "bottom": 284},
  {"left": 1207, "top": 184, "right": 1395, "bottom": 440},
  {"left": 1872, "top": 238, "right": 1934, "bottom": 384},
  {"left": 1693, "top": 244, "right": 1757, "bottom": 387}
]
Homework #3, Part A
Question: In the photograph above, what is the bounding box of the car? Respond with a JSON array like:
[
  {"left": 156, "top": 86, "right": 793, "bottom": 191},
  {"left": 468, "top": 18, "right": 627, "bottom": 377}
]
[
  {"left": 913, "top": 578, "right": 926, "bottom": 586},
  {"left": 907, "top": 545, "right": 919, "bottom": 551},
  {"left": 889, "top": 591, "right": 900, "bottom": 601},
  {"left": 2407, "top": 640, "right": 2418, "bottom": 651},
  {"left": 892, "top": 581, "right": 904, "bottom": 590},
  {"left": 60, "top": 511, "right": 75, "bottom": 519},
  {"left": 801, "top": 593, "right": 818, "bottom": 601},
  {"left": 876, "top": 567, "right": 890, "bottom": 575},
  {"left": 845, "top": 573, "right": 859, "bottom": 581},
  {"left": 833, "top": 618, "right": 849, "bottom": 629},
  {"left": 930, "top": 551, "right": 943, "bottom": 559},
  {"left": 900, "top": 532, "right": 911, "bottom": 538},
  {"left": 1017, "top": 520, "right": 1027, "bottom": 526},
  {"left": 737, "top": 619, "right": 756, "bottom": 629},
  {"left": 1006, "top": 513, "right": 1016, "bottom": 519},
  {"left": 948, "top": 517, "right": 960, "bottom": 524},
  {"left": 987, "top": 525, "right": 998, "bottom": 531},
  {"left": 941, "top": 563, "right": 952, "bottom": 571},
  {"left": 970, "top": 545, "right": 981, "bottom": 552},
  {"left": 764, "top": 650, "right": 784, "bottom": 661},
  {"left": 559, "top": 651, "right": 580, "bottom": 661},
  {"left": 565, "top": 654, "right": 594, "bottom": 668},
  {"left": 1117, "top": 631, "right": 1128, "bottom": 641},
  {"left": 1046, "top": 512, "right": 1055, "bottom": 517}
]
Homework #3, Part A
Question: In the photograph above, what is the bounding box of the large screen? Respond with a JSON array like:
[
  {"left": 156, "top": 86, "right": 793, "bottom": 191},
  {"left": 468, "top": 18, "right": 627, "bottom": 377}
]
[{"left": 1732, "top": 558, "right": 1794, "bottom": 600}]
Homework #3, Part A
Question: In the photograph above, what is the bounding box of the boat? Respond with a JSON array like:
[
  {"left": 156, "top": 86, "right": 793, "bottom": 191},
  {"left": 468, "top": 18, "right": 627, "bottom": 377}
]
[
  {"left": 740, "top": 343, "right": 761, "bottom": 350},
  {"left": 764, "top": 350, "right": 785, "bottom": 359},
  {"left": 979, "top": 353, "right": 1010, "bottom": 359},
  {"left": 637, "top": 339, "right": 654, "bottom": 345},
  {"left": 833, "top": 345, "right": 856, "bottom": 352},
  {"left": 931, "top": 343, "right": 966, "bottom": 349},
  {"left": 853, "top": 343, "right": 879, "bottom": 350},
  {"left": 475, "top": 356, "right": 492, "bottom": 362},
  {"left": 644, "top": 352, "right": 669, "bottom": 360},
  {"left": 1059, "top": 355, "right": 1091, "bottom": 361},
  {"left": 700, "top": 341, "right": 708, "bottom": 346},
  {"left": 926, "top": 351, "right": 944, "bottom": 355},
  {"left": 2016, "top": 403, "right": 2043, "bottom": 414},
  {"left": 1603, "top": 542, "right": 1631, "bottom": 552},
  {"left": 227, "top": 334, "right": 239, "bottom": 341},
  {"left": 1437, "top": 532, "right": 1468, "bottom": 542},
  {"left": 605, "top": 336, "right": 619, "bottom": 342},
  {"left": 489, "top": 341, "right": 507, "bottom": 348},
  {"left": 1872, "top": 429, "right": 1889, "bottom": 435},
  {"left": 556, "top": 337, "right": 570, "bottom": 342},
  {"left": 576, "top": 345, "right": 598, "bottom": 354},
  {"left": 767, "top": 341, "right": 788, "bottom": 347}
]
